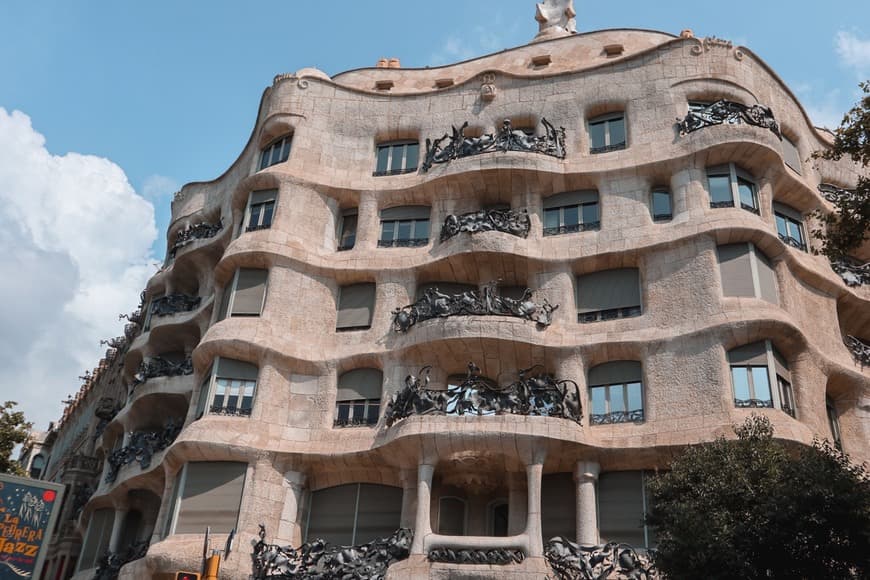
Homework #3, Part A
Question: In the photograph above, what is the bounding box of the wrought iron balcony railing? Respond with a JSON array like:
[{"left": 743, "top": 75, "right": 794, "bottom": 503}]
[
  {"left": 735, "top": 398, "right": 774, "bottom": 409},
  {"left": 590, "top": 409, "right": 645, "bottom": 425},
  {"left": 377, "top": 238, "right": 428, "bottom": 248},
  {"left": 542, "top": 221, "right": 600, "bottom": 236},
  {"left": 590, "top": 141, "right": 626, "bottom": 154},
  {"left": 92, "top": 540, "right": 150, "bottom": 580},
  {"left": 440, "top": 207, "right": 531, "bottom": 241},
  {"left": 104, "top": 420, "right": 182, "bottom": 484},
  {"left": 545, "top": 537, "right": 658, "bottom": 579},
  {"left": 845, "top": 335, "right": 870, "bottom": 367},
  {"left": 778, "top": 233, "right": 807, "bottom": 251},
  {"left": 132, "top": 356, "right": 193, "bottom": 387},
  {"left": 831, "top": 258, "right": 870, "bottom": 287},
  {"left": 150, "top": 293, "right": 201, "bottom": 318},
  {"left": 677, "top": 99, "right": 781, "bottom": 138},
  {"left": 578, "top": 306, "right": 642, "bottom": 324},
  {"left": 168, "top": 218, "right": 223, "bottom": 258}
]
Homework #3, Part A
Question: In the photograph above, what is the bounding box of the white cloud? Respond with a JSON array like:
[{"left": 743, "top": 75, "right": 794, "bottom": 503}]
[
  {"left": 428, "top": 15, "right": 520, "bottom": 67},
  {"left": 0, "top": 108, "right": 158, "bottom": 430},
  {"left": 142, "top": 174, "right": 179, "bottom": 200},
  {"left": 835, "top": 30, "right": 870, "bottom": 77}
]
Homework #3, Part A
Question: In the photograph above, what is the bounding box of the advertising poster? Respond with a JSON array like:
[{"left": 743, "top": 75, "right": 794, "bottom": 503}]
[{"left": 0, "top": 474, "right": 65, "bottom": 579}]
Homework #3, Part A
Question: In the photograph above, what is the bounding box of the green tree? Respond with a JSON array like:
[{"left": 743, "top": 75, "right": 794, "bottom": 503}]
[
  {"left": 0, "top": 401, "right": 31, "bottom": 476},
  {"left": 646, "top": 415, "right": 870, "bottom": 579},
  {"left": 812, "top": 80, "right": 870, "bottom": 260}
]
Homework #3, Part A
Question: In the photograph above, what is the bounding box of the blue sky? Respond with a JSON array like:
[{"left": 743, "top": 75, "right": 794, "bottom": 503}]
[{"left": 0, "top": 0, "right": 868, "bottom": 429}]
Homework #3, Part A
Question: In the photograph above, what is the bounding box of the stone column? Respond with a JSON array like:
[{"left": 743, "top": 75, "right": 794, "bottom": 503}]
[
  {"left": 399, "top": 469, "right": 418, "bottom": 529},
  {"left": 574, "top": 461, "right": 600, "bottom": 546},
  {"left": 108, "top": 508, "right": 127, "bottom": 553},
  {"left": 277, "top": 470, "right": 307, "bottom": 546},
  {"left": 410, "top": 462, "right": 435, "bottom": 555},
  {"left": 357, "top": 191, "right": 379, "bottom": 250},
  {"left": 507, "top": 472, "right": 526, "bottom": 536},
  {"left": 525, "top": 459, "right": 545, "bottom": 557}
]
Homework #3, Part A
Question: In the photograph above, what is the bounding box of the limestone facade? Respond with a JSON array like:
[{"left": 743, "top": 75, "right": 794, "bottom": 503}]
[{"left": 67, "top": 24, "right": 869, "bottom": 580}]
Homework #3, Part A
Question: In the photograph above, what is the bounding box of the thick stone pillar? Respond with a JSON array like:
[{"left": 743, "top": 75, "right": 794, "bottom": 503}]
[
  {"left": 574, "top": 461, "right": 600, "bottom": 546},
  {"left": 399, "top": 469, "right": 417, "bottom": 529},
  {"left": 410, "top": 462, "right": 435, "bottom": 555},
  {"left": 108, "top": 508, "right": 127, "bottom": 553},
  {"left": 277, "top": 470, "right": 307, "bottom": 546},
  {"left": 507, "top": 472, "right": 526, "bottom": 536},
  {"left": 525, "top": 459, "right": 545, "bottom": 557},
  {"left": 357, "top": 191, "right": 379, "bottom": 250}
]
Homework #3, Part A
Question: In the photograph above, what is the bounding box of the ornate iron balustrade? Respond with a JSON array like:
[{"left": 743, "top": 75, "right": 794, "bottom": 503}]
[
  {"left": 132, "top": 356, "right": 193, "bottom": 387},
  {"left": 710, "top": 200, "right": 735, "bottom": 209},
  {"left": 377, "top": 238, "right": 429, "bottom": 248},
  {"left": 246, "top": 223, "right": 272, "bottom": 233},
  {"left": 440, "top": 207, "right": 531, "bottom": 241},
  {"left": 545, "top": 537, "right": 659, "bottom": 580},
  {"left": 677, "top": 100, "right": 781, "bottom": 138},
  {"left": 845, "top": 335, "right": 870, "bottom": 367},
  {"left": 818, "top": 182, "right": 857, "bottom": 204},
  {"left": 384, "top": 363, "right": 582, "bottom": 427},
  {"left": 542, "top": 221, "right": 601, "bottom": 236},
  {"left": 735, "top": 398, "right": 774, "bottom": 409},
  {"left": 428, "top": 547, "right": 525, "bottom": 565},
  {"left": 422, "top": 118, "right": 566, "bottom": 172},
  {"left": 590, "top": 409, "right": 645, "bottom": 425},
  {"left": 372, "top": 167, "right": 417, "bottom": 177},
  {"left": 92, "top": 540, "right": 150, "bottom": 580},
  {"left": 252, "top": 525, "right": 412, "bottom": 580},
  {"left": 831, "top": 258, "right": 870, "bottom": 287},
  {"left": 392, "top": 281, "right": 558, "bottom": 332},
  {"left": 150, "top": 293, "right": 201, "bottom": 317},
  {"left": 209, "top": 404, "right": 252, "bottom": 417},
  {"left": 590, "top": 142, "right": 626, "bottom": 154},
  {"left": 169, "top": 218, "right": 223, "bottom": 257},
  {"left": 778, "top": 233, "right": 807, "bottom": 251},
  {"left": 104, "top": 420, "right": 182, "bottom": 483}
]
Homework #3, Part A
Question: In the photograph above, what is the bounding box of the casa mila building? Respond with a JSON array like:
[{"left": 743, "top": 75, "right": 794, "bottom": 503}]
[{"left": 63, "top": 2, "right": 869, "bottom": 579}]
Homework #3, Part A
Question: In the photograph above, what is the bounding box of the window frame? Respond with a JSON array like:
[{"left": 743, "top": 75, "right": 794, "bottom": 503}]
[
  {"left": 728, "top": 340, "right": 793, "bottom": 414},
  {"left": 588, "top": 112, "right": 627, "bottom": 154},
  {"left": 781, "top": 135, "right": 802, "bottom": 174},
  {"left": 707, "top": 164, "right": 759, "bottom": 214},
  {"left": 334, "top": 368, "right": 383, "bottom": 428},
  {"left": 773, "top": 204, "right": 807, "bottom": 251},
  {"left": 243, "top": 190, "right": 277, "bottom": 233},
  {"left": 589, "top": 381, "right": 645, "bottom": 425},
  {"left": 164, "top": 461, "right": 248, "bottom": 536},
  {"left": 437, "top": 496, "right": 469, "bottom": 536},
  {"left": 651, "top": 188, "right": 673, "bottom": 221},
  {"left": 716, "top": 242, "right": 779, "bottom": 304},
  {"left": 373, "top": 140, "right": 419, "bottom": 176},
  {"left": 336, "top": 283, "right": 377, "bottom": 331},
  {"left": 304, "top": 483, "right": 403, "bottom": 545},
  {"left": 218, "top": 268, "right": 269, "bottom": 321},
  {"left": 258, "top": 134, "right": 292, "bottom": 170},
  {"left": 826, "top": 396, "right": 842, "bottom": 449},
  {"left": 378, "top": 207, "right": 430, "bottom": 248},
  {"left": 195, "top": 357, "right": 259, "bottom": 419},
  {"left": 337, "top": 208, "right": 358, "bottom": 251},
  {"left": 575, "top": 268, "right": 642, "bottom": 323}
]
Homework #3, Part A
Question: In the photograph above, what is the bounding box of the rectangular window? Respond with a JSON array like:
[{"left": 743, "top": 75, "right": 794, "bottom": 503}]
[
  {"left": 826, "top": 397, "right": 842, "bottom": 449},
  {"left": 374, "top": 141, "right": 419, "bottom": 176},
  {"left": 196, "top": 358, "right": 259, "bottom": 419},
  {"left": 773, "top": 203, "right": 806, "bottom": 251},
  {"left": 336, "top": 283, "right": 376, "bottom": 330},
  {"left": 378, "top": 206, "right": 430, "bottom": 247},
  {"left": 244, "top": 189, "right": 277, "bottom": 232},
  {"left": 651, "top": 190, "right": 672, "bottom": 220},
  {"left": 259, "top": 135, "right": 292, "bottom": 170},
  {"left": 576, "top": 268, "right": 641, "bottom": 323},
  {"left": 218, "top": 268, "right": 268, "bottom": 320},
  {"left": 598, "top": 471, "right": 655, "bottom": 548},
  {"left": 543, "top": 191, "right": 600, "bottom": 236},
  {"left": 777, "top": 375, "right": 795, "bottom": 418},
  {"left": 781, "top": 136, "right": 802, "bottom": 174},
  {"left": 707, "top": 164, "right": 759, "bottom": 214},
  {"left": 337, "top": 210, "right": 358, "bottom": 251},
  {"left": 708, "top": 173, "right": 734, "bottom": 207},
  {"left": 171, "top": 462, "right": 247, "bottom": 535},
  {"left": 716, "top": 243, "right": 778, "bottom": 304},
  {"left": 737, "top": 177, "right": 759, "bottom": 213},
  {"left": 588, "top": 113, "right": 626, "bottom": 153}
]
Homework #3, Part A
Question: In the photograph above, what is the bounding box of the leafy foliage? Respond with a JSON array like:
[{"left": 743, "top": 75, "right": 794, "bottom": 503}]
[
  {"left": 646, "top": 415, "right": 870, "bottom": 579},
  {"left": 0, "top": 401, "right": 31, "bottom": 476},
  {"left": 812, "top": 81, "right": 870, "bottom": 260}
]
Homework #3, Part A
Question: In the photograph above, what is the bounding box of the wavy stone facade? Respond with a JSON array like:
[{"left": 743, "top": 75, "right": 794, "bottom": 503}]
[{"left": 69, "top": 20, "right": 869, "bottom": 580}]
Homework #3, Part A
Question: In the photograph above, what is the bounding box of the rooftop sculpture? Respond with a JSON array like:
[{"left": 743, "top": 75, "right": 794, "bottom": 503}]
[{"left": 534, "top": 0, "right": 577, "bottom": 39}]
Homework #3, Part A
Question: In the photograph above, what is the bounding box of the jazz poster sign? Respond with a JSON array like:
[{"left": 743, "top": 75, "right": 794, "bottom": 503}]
[{"left": 0, "top": 474, "right": 65, "bottom": 579}]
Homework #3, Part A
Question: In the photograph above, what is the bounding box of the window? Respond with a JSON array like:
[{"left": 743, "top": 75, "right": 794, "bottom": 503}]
[
  {"left": 259, "top": 134, "right": 292, "bottom": 170},
  {"left": 826, "top": 397, "right": 842, "bottom": 449},
  {"left": 335, "top": 368, "right": 382, "bottom": 427},
  {"left": 728, "top": 341, "right": 793, "bottom": 415},
  {"left": 588, "top": 361, "right": 644, "bottom": 424},
  {"left": 543, "top": 191, "right": 600, "bottom": 236},
  {"left": 218, "top": 268, "right": 268, "bottom": 320},
  {"left": 598, "top": 471, "right": 656, "bottom": 549},
  {"left": 29, "top": 454, "right": 45, "bottom": 479},
  {"left": 588, "top": 113, "right": 626, "bottom": 153},
  {"left": 716, "top": 243, "right": 778, "bottom": 304},
  {"left": 374, "top": 141, "right": 419, "bottom": 176},
  {"left": 781, "top": 135, "right": 801, "bottom": 174},
  {"left": 378, "top": 206, "right": 430, "bottom": 247},
  {"left": 575, "top": 268, "right": 641, "bottom": 323},
  {"left": 336, "top": 283, "right": 376, "bottom": 331},
  {"left": 488, "top": 500, "right": 509, "bottom": 536},
  {"left": 195, "top": 358, "right": 259, "bottom": 418},
  {"left": 337, "top": 209, "right": 358, "bottom": 251},
  {"left": 243, "top": 189, "right": 277, "bottom": 232},
  {"left": 166, "top": 462, "right": 247, "bottom": 535},
  {"left": 306, "top": 484, "right": 402, "bottom": 544},
  {"left": 437, "top": 497, "right": 467, "bottom": 535},
  {"left": 542, "top": 473, "right": 575, "bottom": 540},
  {"left": 707, "top": 164, "right": 759, "bottom": 214},
  {"left": 78, "top": 509, "right": 114, "bottom": 571},
  {"left": 651, "top": 189, "right": 672, "bottom": 221},
  {"left": 773, "top": 202, "right": 807, "bottom": 251}
]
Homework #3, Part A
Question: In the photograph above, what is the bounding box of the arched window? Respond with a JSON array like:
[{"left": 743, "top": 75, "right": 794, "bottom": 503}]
[
  {"left": 306, "top": 484, "right": 402, "bottom": 544},
  {"left": 588, "top": 361, "right": 644, "bottom": 424},
  {"left": 336, "top": 283, "right": 376, "bottom": 331},
  {"left": 29, "top": 454, "right": 45, "bottom": 479},
  {"left": 335, "top": 369, "right": 383, "bottom": 427}
]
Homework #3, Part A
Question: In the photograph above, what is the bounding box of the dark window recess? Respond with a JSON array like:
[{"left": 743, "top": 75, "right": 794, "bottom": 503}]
[
  {"left": 338, "top": 212, "right": 358, "bottom": 251},
  {"left": 651, "top": 190, "right": 672, "bottom": 220}
]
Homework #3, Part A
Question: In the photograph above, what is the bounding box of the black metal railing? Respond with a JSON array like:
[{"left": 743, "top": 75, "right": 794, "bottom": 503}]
[
  {"left": 543, "top": 221, "right": 600, "bottom": 236},
  {"left": 373, "top": 167, "right": 417, "bottom": 177},
  {"left": 578, "top": 306, "right": 642, "bottom": 324},
  {"left": 590, "top": 409, "right": 645, "bottom": 425},
  {"left": 377, "top": 238, "right": 429, "bottom": 248},
  {"left": 735, "top": 398, "right": 774, "bottom": 409},
  {"left": 778, "top": 233, "right": 807, "bottom": 251},
  {"left": 590, "top": 141, "right": 626, "bottom": 154},
  {"left": 169, "top": 219, "right": 222, "bottom": 257}
]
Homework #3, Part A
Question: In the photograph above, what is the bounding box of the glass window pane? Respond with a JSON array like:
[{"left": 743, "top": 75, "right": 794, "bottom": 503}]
[
  {"left": 653, "top": 191, "right": 671, "bottom": 217},
  {"left": 261, "top": 201, "right": 275, "bottom": 227},
  {"left": 249, "top": 204, "right": 262, "bottom": 227},
  {"left": 589, "top": 121, "right": 606, "bottom": 149},
  {"left": 366, "top": 401, "right": 380, "bottom": 424},
  {"left": 376, "top": 146, "right": 389, "bottom": 173},
  {"left": 582, "top": 202, "right": 599, "bottom": 224},
  {"left": 738, "top": 180, "right": 756, "bottom": 209},
  {"left": 414, "top": 219, "right": 430, "bottom": 240},
  {"left": 751, "top": 367, "right": 772, "bottom": 402},
  {"left": 380, "top": 221, "right": 394, "bottom": 242},
  {"left": 627, "top": 383, "right": 643, "bottom": 412},
  {"left": 544, "top": 208, "right": 560, "bottom": 230},
  {"left": 397, "top": 220, "right": 412, "bottom": 240},
  {"left": 340, "top": 215, "right": 357, "bottom": 247},
  {"left": 405, "top": 143, "right": 419, "bottom": 170},
  {"left": 270, "top": 144, "right": 281, "bottom": 166},
  {"left": 731, "top": 367, "right": 751, "bottom": 401},
  {"left": 775, "top": 215, "right": 788, "bottom": 238},
  {"left": 260, "top": 150, "right": 270, "bottom": 170},
  {"left": 352, "top": 401, "right": 366, "bottom": 423},
  {"left": 608, "top": 117, "right": 625, "bottom": 146},
  {"left": 708, "top": 175, "right": 732, "bottom": 204},
  {"left": 591, "top": 387, "right": 607, "bottom": 416},
  {"left": 390, "top": 145, "right": 404, "bottom": 172},
  {"left": 609, "top": 385, "right": 626, "bottom": 413},
  {"left": 563, "top": 205, "right": 579, "bottom": 227},
  {"left": 336, "top": 403, "right": 350, "bottom": 423},
  {"left": 280, "top": 139, "right": 291, "bottom": 162},
  {"left": 787, "top": 220, "right": 803, "bottom": 244}
]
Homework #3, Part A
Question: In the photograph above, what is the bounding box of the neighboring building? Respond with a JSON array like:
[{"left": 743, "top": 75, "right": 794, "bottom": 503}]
[
  {"left": 56, "top": 3, "right": 869, "bottom": 579},
  {"left": 18, "top": 428, "right": 50, "bottom": 480}
]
